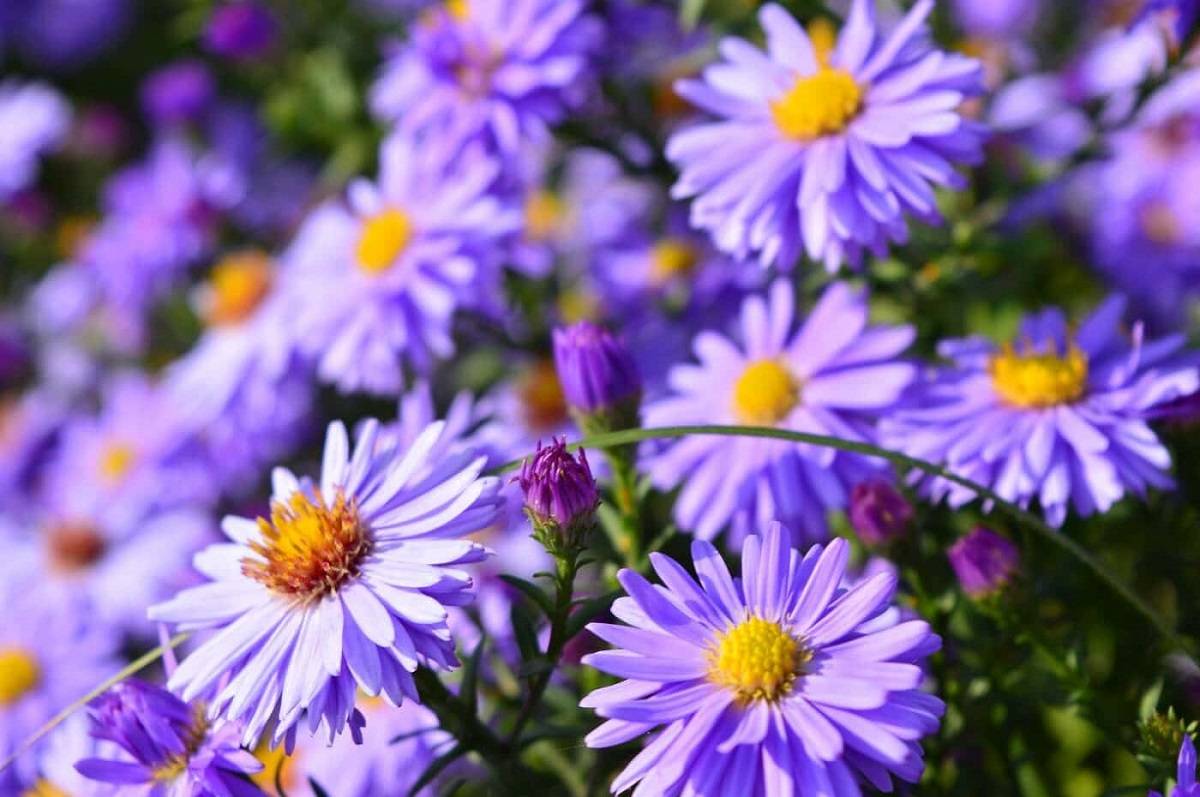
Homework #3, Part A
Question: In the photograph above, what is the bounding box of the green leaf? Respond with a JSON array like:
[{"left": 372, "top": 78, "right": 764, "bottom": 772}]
[
  {"left": 460, "top": 640, "right": 484, "bottom": 717},
  {"left": 499, "top": 574, "right": 554, "bottom": 616},
  {"left": 511, "top": 602, "right": 542, "bottom": 665},
  {"left": 518, "top": 658, "right": 554, "bottom": 678},
  {"left": 1140, "top": 679, "right": 1164, "bottom": 721},
  {"left": 680, "top": 0, "right": 707, "bottom": 29},
  {"left": 407, "top": 744, "right": 466, "bottom": 797}
]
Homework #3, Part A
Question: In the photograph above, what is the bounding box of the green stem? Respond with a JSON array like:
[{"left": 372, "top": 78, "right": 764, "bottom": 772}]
[
  {"left": 499, "top": 424, "right": 1187, "bottom": 655},
  {"left": 604, "top": 445, "right": 642, "bottom": 569}
]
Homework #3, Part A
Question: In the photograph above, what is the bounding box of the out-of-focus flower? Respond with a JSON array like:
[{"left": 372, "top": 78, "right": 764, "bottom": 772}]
[
  {"left": 286, "top": 132, "right": 519, "bottom": 394},
  {"left": 952, "top": 0, "right": 1041, "bottom": 39},
  {"left": 668, "top": 1, "right": 985, "bottom": 271},
  {"left": 150, "top": 418, "right": 500, "bottom": 749},
  {"left": 849, "top": 478, "right": 914, "bottom": 545},
  {"left": 583, "top": 526, "right": 943, "bottom": 794},
  {"left": 370, "top": 0, "right": 599, "bottom": 153},
  {"left": 0, "top": 389, "right": 65, "bottom": 504},
  {"left": 140, "top": 60, "right": 216, "bottom": 128},
  {"left": 0, "top": 584, "right": 119, "bottom": 788},
  {"left": 1136, "top": 0, "right": 1198, "bottom": 51},
  {"left": 68, "top": 104, "right": 129, "bottom": 161},
  {"left": 204, "top": 2, "right": 278, "bottom": 61},
  {"left": 988, "top": 73, "right": 1094, "bottom": 164},
  {"left": 0, "top": 81, "right": 70, "bottom": 201},
  {"left": 645, "top": 281, "right": 916, "bottom": 546},
  {"left": 2, "top": 0, "right": 130, "bottom": 71},
  {"left": 518, "top": 438, "right": 598, "bottom": 555},
  {"left": 553, "top": 321, "right": 642, "bottom": 428},
  {"left": 76, "top": 679, "right": 264, "bottom": 795},
  {"left": 947, "top": 527, "right": 1020, "bottom": 598},
  {"left": 884, "top": 297, "right": 1200, "bottom": 526}
]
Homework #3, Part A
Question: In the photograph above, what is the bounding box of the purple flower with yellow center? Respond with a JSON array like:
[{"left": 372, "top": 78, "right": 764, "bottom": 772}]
[
  {"left": 0, "top": 81, "right": 70, "bottom": 201},
  {"left": 946, "top": 526, "right": 1020, "bottom": 598},
  {"left": 149, "top": 417, "right": 501, "bottom": 749},
  {"left": 1151, "top": 734, "right": 1200, "bottom": 797},
  {"left": 0, "top": 584, "right": 119, "bottom": 787},
  {"left": 668, "top": 1, "right": 985, "bottom": 271},
  {"left": 883, "top": 297, "right": 1200, "bottom": 526},
  {"left": 370, "top": 0, "right": 598, "bottom": 154},
  {"left": 75, "top": 679, "right": 264, "bottom": 795},
  {"left": 285, "top": 132, "right": 518, "bottom": 394},
  {"left": 582, "top": 524, "right": 943, "bottom": 794},
  {"left": 645, "top": 280, "right": 916, "bottom": 545}
]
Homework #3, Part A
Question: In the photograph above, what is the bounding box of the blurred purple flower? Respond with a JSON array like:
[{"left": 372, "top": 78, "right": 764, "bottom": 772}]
[
  {"left": 553, "top": 321, "right": 641, "bottom": 416},
  {"left": 0, "top": 81, "right": 70, "bottom": 201},
  {"left": 2, "top": 0, "right": 130, "bottom": 71},
  {"left": 849, "top": 478, "right": 914, "bottom": 545},
  {"left": 952, "top": 0, "right": 1041, "bottom": 39},
  {"left": 204, "top": 2, "right": 278, "bottom": 60},
  {"left": 947, "top": 527, "right": 1020, "bottom": 598},
  {"left": 141, "top": 60, "right": 216, "bottom": 127}
]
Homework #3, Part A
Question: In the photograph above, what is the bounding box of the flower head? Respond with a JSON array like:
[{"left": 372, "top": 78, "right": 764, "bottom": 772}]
[
  {"left": 552, "top": 321, "right": 642, "bottom": 430},
  {"left": 883, "top": 297, "right": 1200, "bottom": 526},
  {"left": 645, "top": 280, "right": 915, "bottom": 545},
  {"left": 582, "top": 524, "right": 943, "bottom": 793},
  {"left": 848, "top": 479, "right": 914, "bottom": 545},
  {"left": 1150, "top": 733, "right": 1200, "bottom": 797},
  {"left": 204, "top": 2, "right": 277, "bottom": 60},
  {"left": 140, "top": 61, "right": 215, "bottom": 128},
  {"left": 149, "top": 418, "right": 501, "bottom": 749},
  {"left": 0, "top": 81, "right": 70, "bottom": 201},
  {"left": 76, "top": 679, "right": 265, "bottom": 795},
  {"left": 668, "top": 1, "right": 985, "bottom": 271},
  {"left": 518, "top": 438, "right": 598, "bottom": 554},
  {"left": 947, "top": 527, "right": 1020, "bottom": 598}
]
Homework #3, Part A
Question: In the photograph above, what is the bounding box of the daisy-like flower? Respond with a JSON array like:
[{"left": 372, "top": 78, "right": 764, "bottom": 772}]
[
  {"left": 285, "top": 132, "right": 518, "bottom": 394},
  {"left": 370, "top": 0, "right": 598, "bottom": 154},
  {"left": 667, "top": 1, "right": 985, "bottom": 271},
  {"left": 582, "top": 525, "right": 943, "bottom": 795},
  {"left": 883, "top": 297, "right": 1200, "bottom": 526},
  {"left": 75, "top": 679, "right": 265, "bottom": 796},
  {"left": 148, "top": 417, "right": 501, "bottom": 749},
  {"left": 645, "top": 280, "right": 915, "bottom": 545}
]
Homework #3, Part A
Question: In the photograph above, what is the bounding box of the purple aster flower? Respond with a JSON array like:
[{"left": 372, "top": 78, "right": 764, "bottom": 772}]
[
  {"left": 0, "top": 583, "right": 119, "bottom": 787},
  {"left": 988, "top": 73, "right": 1094, "bottom": 164},
  {"left": 645, "top": 280, "right": 916, "bottom": 546},
  {"left": 0, "top": 388, "right": 65, "bottom": 505},
  {"left": 1151, "top": 734, "right": 1200, "bottom": 797},
  {"left": 883, "top": 297, "right": 1200, "bottom": 526},
  {"left": 141, "top": 60, "right": 216, "bottom": 128},
  {"left": 848, "top": 478, "right": 913, "bottom": 545},
  {"left": 553, "top": 321, "right": 642, "bottom": 418},
  {"left": 0, "top": 81, "right": 71, "bottom": 201},
  {"left": 668, "top": 1, "right": 985, "bottom": 271},
  {"left": 3, "top": 0, "right": 130, "bottom": 71},
  {"left": 952, "top": 0, "right": 1041, "bottom": 39},
  {"left": 1136, "top": 0, "right": 1198, "bottom": 50},
  {"left": 76, "top": 678, "right": 263, "bottom": 795},
  {"left": 284, "top": 132, "right": 519, "bottom": 394},
  {"left": 582, "top": 525, "right": 943, "bottom": 794},
  {"left": 946, "top": 526, "right": 1020, "bottom": 598},
  {"left": 149, "top": 417, "right": 501, "bottom": 749},
  {"left": 204, "top": 2, "right": 277, "bottom": 60},
  {"left": 370, "top": 0, "right": 599, "bottom": 154}
]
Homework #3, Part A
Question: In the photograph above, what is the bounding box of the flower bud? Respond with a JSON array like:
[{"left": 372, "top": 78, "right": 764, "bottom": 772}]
[
  {"left": 552, "top": 321, "right": 641, "bottom": 433},
  {"left": 518, "top": 438, "right": 599, "bottom": 557},
  {"left": 947, "top": 526, "right": 1020, "bottom": 598},
  {"left": 848, "top": 479, "right": 913, "bottom": 545},
  {"left": 204, "top": 2, "right": 278, "bottom": 61}
]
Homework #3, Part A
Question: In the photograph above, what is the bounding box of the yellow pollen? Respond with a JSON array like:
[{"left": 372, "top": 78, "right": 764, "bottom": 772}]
[
  {"left": 519, "top": 360, "right": 569, "bottom": 433},
  {"left": 807, "top": 18, "right": 838, "bottom": 66},
  {"left": 733, "top": 360, "right": 800, "bottom": 425},
  {"left": 0, "top": 648, "right": 41, "bottom": 706},
  {"left": 356, "top": 208, "right": 413, "bottom": 275},
  {"left": 709, "top": 617, "right": 808, "bottom": 704},
  {"left": 446, "top": 0, "right": 469, "bottom": 19},
  {"left": 651, "top": 238, "right": 699, "bottom": 282},
  {"left": 99, "top": 442, "right": 135, "bottom": 482},
  {"left": 524, "top": 190, "right": 564, "bottom": 242},
  {"left": 242, "top": 490, "right": 372, "bottom": 602},
  {"left": 990, "top": 342, "right": 1089, "bottom": 409},
  {"left": 252, "top": 742, "right": 299, "bottom": 790},
  {"left": 21, "top": 780, "right": 69, "bottom": 797},
  {"left": 771, "top": 68, "right": 863, "bottom": 140},
  {"left": 204, "top": 251, "right": 273, "bottom": 326}
]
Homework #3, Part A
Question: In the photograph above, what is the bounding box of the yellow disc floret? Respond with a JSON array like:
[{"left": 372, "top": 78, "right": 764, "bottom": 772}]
[
  {"left": 519, "top": 360, "right": 569, "bottom": 433},
  {"left": 0, "top": 648, "right": 41, "bottom": 706},
  {"left": 807, "top": 18, "right": 838, "bottom": 66},
  {"left": 204, "top": 251, "right": 273, "bottom": 326},
  {"left": 771, "top": 68, "right": 863, "bottom": 140},
  {"left": 990, "top": 342, "right": 1089, "bottom": 409},
  {"left": 709, "top": 617, "right": 808, "bottom": 703},
  {"left": 733, "top": 359, "right": 800, "bottom": 426},
  {"left": 651, "top": 238, "right": 699, "bottom": 282},
  {"left": 21, "top": 780, "right": 69, "bottom": 797},
  {"left": 356, "top": 208, "right": 413, "bottom": 275},
  {"left": 446, "top": 0, "right": 469, "bottom": 19},
  {"left": 99, "top": 441, "right": 136, "bottom": 482},
  {"left": 242, "top": 490, "right": 372, "bottom": 602},
  {"left": 525, "top": 190, "right": 564, "bottom": 242}
]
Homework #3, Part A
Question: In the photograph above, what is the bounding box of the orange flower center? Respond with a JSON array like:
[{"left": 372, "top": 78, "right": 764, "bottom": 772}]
[{"left": 204, "top": 251, "right": 273, "bottom": 326}]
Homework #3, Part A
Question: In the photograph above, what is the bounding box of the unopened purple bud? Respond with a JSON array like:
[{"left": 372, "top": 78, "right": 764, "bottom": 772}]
[
  {"left": 204, "top": 2, "right": 277, "bottom": 61},
  {"left": 552, "top": 321, "right": 641, "bottom": 426},
  {"left": 848, "top": 479, "right": 913, "bottom": 545},
  {"left": 947, "top": 526, "right": 1020, "bottom": 598},
  {"left": 140, "top": 60, "right": 214, "bottom": 127},
  {"left": 518, "top": 438, "right": 599, "bottom": 554}
]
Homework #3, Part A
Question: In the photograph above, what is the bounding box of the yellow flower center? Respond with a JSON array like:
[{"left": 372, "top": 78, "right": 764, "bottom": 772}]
[
  {"left": 807, "top": 18, "right": 838, "bottom": 66},
  {"left": 253, "top": 741, "right": 299, "bottom": 790},
  {"left": 525, "top": 190, "right": 564, "bottom": 242},
  {"left": 21, "top": 780, "right": 69, "bottom": 797},
  {"left": 151, "top": 704, "right": 210, "bottom": 783},
  {"left": 242, "top": 490, "right": 372, "bottom": 602},
  {"left": 709, "top": 617, "right": 809, "bottom": 704},
  {"left": 204, "top": 251, "right": 273, "bottom": 327},
  {"left": 651, "top": 238, "right": 699, "bottom": 282},
  {"left": 519, "top": 360, "right": 569, "bottom": 433},
  {"left": 733, "top": 359, "right": 800, "bottom": 425},
  {"left": 99, "top": 442, "right": 135, "bottom": 483},
  {"left": 557, "top": 288, "right": 602, "bottom": 324},
  {"left": 356, "top": 208, "right": 413, "bottom": 275},
  {"left": 0, "top": 648, "right": 41, "bottom": 706},
  {"left": 990, "top": 343, "right": 1089, "bottom": 409},
  {"left": 771, "top": 68, "right": 863, "bottom": 140},
  {"left": 446, "top": 0, "right": 469, "bottom": 18}
]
